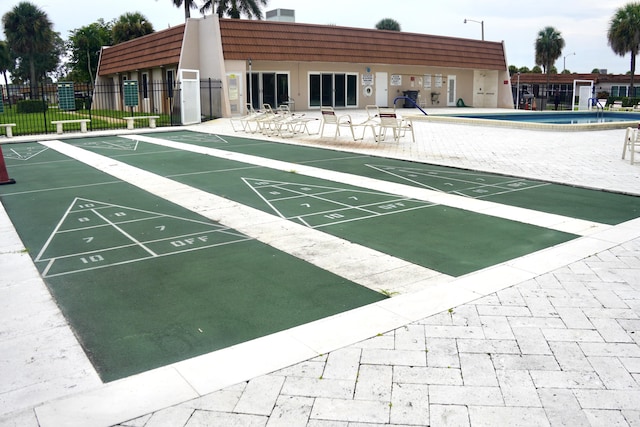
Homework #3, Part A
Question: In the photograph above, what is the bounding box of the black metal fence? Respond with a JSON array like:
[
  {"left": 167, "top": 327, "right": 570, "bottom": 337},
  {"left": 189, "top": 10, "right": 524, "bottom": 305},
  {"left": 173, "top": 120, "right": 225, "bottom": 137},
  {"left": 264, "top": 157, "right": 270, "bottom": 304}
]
[{"left": 0, "top": 79, "right": 222, "bottom": 137}]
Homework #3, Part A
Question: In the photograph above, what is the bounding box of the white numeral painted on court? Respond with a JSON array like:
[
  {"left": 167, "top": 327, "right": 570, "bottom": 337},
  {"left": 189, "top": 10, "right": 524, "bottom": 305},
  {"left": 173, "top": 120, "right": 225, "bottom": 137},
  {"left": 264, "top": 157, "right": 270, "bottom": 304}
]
[
  {"left": 80, "top": 254, "right": 104, "bottom": 264},
  {"left": 379, "top": 202, "right": 405, "bottom": 210},
  {"left": 324, "top": 213, "right": 344, "bottom": 220},
  {"left": 114, "top": 212, "right": 127, "bottom": 217},
  {"left": 170, "top": 236, "right": 209, "bottom": 247},
  {"left": 77, "top": 203, "right": 95, "bottom": 209},
  {"left": 83, "top": 237, "right": 94, "bottom": 243},
  {"left": 78, "top": 217, "right": 91, "bottom": 222},
  {"left": 156, "top": 226, "right": 166, "bottom": 231}
]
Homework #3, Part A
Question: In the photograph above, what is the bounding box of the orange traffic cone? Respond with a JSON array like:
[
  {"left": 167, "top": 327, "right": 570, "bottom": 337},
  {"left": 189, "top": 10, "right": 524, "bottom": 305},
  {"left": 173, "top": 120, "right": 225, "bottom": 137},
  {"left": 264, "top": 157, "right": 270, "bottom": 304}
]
[{"left": 0, "top": 145, "right": 16, "bottom": 185}]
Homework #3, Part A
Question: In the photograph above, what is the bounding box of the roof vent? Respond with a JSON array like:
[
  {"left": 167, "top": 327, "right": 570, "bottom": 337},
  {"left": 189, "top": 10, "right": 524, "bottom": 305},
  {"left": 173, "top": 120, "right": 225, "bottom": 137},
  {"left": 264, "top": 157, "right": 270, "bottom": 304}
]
[{"left": 266, "top": 9, "right": 295, "bottom": 22}]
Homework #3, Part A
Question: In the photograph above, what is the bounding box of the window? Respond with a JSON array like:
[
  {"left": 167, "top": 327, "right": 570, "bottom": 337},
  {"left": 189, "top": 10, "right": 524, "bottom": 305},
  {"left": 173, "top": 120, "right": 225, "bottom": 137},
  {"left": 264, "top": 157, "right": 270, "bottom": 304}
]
[{"left": 308, "top": 72, "right": 358, "bottom": 108}]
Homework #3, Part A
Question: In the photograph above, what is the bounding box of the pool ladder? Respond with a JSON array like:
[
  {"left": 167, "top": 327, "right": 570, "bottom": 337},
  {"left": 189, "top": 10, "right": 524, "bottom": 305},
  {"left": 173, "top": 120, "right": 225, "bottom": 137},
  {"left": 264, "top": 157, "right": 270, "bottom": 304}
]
[{"left": 589, "top": 98, "right": 604, "bottom": 120}]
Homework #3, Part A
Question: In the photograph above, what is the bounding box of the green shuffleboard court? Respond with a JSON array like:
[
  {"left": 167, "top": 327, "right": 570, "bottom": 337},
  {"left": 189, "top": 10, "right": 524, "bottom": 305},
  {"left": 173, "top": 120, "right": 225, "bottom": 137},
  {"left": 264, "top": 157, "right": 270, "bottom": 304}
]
[
  {"left": 63, "top": 135, "right": 578, "bottom": 277},
  {"left": 3, "top": 131, "right": 640, "bottom": 383},
  {"left": 0, "top": 142, "right": 385, "bottom": 381},
  {"left": 146, "top": 130, "right": 640, "bottom": 226}
]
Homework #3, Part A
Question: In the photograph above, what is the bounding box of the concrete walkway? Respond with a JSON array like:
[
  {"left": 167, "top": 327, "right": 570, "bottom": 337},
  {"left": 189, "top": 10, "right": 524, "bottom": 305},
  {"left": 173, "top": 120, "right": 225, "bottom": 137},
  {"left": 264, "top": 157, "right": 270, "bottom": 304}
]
[{"left": 1, "top": 109, "right": 640, "bottom": 426}]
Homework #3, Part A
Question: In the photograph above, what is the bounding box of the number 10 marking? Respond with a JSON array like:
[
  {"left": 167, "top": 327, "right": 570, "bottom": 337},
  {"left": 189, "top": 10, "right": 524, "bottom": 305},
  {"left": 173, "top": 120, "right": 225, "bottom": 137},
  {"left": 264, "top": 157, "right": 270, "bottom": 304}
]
[{"left": 80, "top": 255, "right": 104, "bottom": 264}]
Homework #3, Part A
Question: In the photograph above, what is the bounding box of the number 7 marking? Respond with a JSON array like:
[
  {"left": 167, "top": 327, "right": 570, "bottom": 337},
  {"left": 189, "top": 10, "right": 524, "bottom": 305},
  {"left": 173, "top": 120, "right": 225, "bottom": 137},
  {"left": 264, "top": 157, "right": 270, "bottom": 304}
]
[{"left": 83, "top": 237, "right": 94, "bottom": 243}]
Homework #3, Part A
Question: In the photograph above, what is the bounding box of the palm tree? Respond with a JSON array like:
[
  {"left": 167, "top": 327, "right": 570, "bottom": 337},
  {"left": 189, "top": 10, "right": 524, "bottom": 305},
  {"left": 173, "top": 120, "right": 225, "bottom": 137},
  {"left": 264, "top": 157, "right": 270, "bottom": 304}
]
[
  {"left": 68, "top": 20, "right": 112, "bottom": 83},
  {"left": 2, "top": 2, "right": 55, "bottom": 95},
  {"left": 112, "top": 12, "right": 154, "bottom": 45},
  {"left": 534, "top": 26, "right": 565, "bottom": 108},
  {"left": 175, "top": 0, "right": 199, "bottom": 20},
  {"left": 375, "top": 18, "right": 401, "bottom": 31},
  {"left": 608, "top": 2, "right": 640, "bottom": 97},
  {"left": 200, "top": 0, "right": 268, "bottom": 19},
  {"left": 0, "top": 40, "right": 11, "bottom": 89}
]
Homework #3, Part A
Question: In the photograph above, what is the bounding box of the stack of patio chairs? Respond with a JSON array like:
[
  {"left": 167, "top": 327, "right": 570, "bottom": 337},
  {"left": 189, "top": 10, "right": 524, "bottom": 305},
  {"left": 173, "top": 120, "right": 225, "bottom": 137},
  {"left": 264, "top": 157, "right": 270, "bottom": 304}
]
[
  {"left": 230, "top": 103, "right": 267, "bottom": 133},
  {"left": 258, "top": 104, "right": 319, "bottom": 137}
]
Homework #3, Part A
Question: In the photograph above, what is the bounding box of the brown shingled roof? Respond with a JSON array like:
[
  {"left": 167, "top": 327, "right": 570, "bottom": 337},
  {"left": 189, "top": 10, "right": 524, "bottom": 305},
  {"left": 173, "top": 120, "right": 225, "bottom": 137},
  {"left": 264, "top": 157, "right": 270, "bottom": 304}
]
[
  {"left": 98, "top": 25, "right": 185, "bottom": 76},
  {"left": 219, "top": 19, "right": 507, "bottom": 70}
]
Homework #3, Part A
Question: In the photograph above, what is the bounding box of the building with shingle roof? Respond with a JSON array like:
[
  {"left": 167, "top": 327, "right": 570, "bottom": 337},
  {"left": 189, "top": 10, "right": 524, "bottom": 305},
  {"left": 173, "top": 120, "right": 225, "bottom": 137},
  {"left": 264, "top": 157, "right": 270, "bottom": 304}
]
[{"left": 96, "top": 15, "right": 513, "bottom": 120}]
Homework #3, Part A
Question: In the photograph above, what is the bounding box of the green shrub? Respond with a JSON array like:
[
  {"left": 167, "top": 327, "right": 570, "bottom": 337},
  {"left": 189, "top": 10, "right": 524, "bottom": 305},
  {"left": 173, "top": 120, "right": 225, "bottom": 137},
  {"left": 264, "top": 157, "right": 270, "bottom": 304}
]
[
  {"left": 74, "top": 98, "right": 84, "bottom": 110},
  {"left": 16, "top": 99, "right": 47, "bottom": 113}
]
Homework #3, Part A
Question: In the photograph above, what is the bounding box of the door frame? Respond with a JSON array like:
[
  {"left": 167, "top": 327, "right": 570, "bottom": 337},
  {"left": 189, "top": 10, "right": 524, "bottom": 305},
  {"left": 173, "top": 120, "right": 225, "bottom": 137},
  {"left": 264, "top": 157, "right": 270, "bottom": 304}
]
[
  {"left": 447, "top": 75, "right": 457, "bottom": 107},
  {"left": 375, "top": 72, "right": 388, "bottom": 107}
]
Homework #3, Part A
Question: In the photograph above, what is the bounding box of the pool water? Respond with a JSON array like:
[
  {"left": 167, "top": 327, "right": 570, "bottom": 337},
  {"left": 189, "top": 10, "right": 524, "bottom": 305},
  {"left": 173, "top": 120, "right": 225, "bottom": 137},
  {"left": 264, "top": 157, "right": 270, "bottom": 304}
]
[
  {"left": 420, "top": 110, "right": 640, "bottom": 131},
  {"left": 450, "top": 111, "right": 640, "bottom": 124}
]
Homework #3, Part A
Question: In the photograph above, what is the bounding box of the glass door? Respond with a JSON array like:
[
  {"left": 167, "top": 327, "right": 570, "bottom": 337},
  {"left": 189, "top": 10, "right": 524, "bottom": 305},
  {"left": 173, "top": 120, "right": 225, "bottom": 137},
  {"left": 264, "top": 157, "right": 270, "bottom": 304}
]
[{"left": 309, "top": 72, "right": 358, "bottom": 108}]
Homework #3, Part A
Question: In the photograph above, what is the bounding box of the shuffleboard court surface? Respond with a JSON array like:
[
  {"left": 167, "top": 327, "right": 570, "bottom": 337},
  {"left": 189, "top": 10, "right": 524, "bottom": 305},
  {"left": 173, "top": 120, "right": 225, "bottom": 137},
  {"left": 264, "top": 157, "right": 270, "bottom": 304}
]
[
  {"left": 0, "top": 142, "right": 385, "bottom": 382},
  {"left": 145, "top": 131, "right": 640, "bottom": 225},
  {"left": 64, "top": 135, "right": 577, "bottom": 277}
]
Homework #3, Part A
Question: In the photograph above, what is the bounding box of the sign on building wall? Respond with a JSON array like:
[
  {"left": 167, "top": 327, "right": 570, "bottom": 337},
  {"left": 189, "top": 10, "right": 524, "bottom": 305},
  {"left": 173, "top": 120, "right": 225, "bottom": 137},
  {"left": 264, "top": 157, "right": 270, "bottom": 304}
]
[
  {"left": 228, "top": 74, "right": 238, "bottom": 101},
  {"left": 390, "top": 74, "right": 402, "bottom": 86},
  {"left": 123, "top": 80, "right": 139, "bottom": 107},
  {"left": 435, "top": 74, "right": 443, "bottom": 88},
  {"left": 424, "top": 75, "right": 431, "bottom": 89},
  {"left": 57, "top": 82, "right": 75, "bottom": 111},
  {"left": 362, "top": 73, "right": 374, "bottom": 86}
]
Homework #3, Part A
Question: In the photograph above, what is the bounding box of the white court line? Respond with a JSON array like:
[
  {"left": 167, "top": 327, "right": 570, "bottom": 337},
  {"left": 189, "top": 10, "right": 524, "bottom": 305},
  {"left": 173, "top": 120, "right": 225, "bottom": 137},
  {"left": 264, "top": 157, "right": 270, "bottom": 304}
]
[
  {"left": 40, "top": 139, "right": 450, "bottom": 293},
  {"left": 30, "top": 136, "right": 640, "bottom": 427},
  {"left": 121, "top": 134, "right": 611, "bottom": 236}
]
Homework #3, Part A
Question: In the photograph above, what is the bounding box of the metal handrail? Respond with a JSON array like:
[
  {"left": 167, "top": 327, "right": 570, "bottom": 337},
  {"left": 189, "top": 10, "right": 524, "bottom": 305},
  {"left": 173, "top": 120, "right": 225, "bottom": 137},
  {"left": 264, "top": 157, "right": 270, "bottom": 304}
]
[
  {"left": 588, "top": 97, "right": 604, "bottom": 119},
  {"left": 392, "top": 96, "right": 428, "bottom": 115}
]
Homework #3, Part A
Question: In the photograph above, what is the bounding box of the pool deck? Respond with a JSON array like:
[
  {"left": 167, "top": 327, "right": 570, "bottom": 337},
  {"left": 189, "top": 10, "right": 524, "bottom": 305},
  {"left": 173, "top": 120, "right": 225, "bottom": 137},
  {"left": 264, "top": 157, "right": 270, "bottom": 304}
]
[{"left": 2, "top": 108, "right": 640, "bottom": 426}]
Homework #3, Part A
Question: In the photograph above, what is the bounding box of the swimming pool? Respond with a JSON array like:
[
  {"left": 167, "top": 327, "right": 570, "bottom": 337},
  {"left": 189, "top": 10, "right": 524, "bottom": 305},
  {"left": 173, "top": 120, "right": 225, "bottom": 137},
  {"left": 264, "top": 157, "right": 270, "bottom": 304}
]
[{"left": 416, "top": 111, "right": 640, "bottom": 131}]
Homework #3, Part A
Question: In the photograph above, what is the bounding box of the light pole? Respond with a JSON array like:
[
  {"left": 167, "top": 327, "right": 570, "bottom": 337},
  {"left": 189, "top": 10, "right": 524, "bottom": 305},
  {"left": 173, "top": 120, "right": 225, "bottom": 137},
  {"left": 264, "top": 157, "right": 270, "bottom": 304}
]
[
  {"left": 563, "top": 52, "right": 575, "bottom": 72},
  {"left": 248, "top": 58, "right": 252, "bottom": 111},
  {"left": 464, "top": 18, "right": 484, "bottom": 41},
  {"left": 516, "top": 72, "right": 520, "bottom": 109}
]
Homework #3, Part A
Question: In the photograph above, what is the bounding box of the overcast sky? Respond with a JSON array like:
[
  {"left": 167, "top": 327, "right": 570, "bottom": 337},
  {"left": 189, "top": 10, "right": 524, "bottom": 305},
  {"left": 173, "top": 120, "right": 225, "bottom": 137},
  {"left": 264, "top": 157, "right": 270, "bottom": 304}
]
[{"left": 1, "top": 0, "right": 635, "bottom": 74}]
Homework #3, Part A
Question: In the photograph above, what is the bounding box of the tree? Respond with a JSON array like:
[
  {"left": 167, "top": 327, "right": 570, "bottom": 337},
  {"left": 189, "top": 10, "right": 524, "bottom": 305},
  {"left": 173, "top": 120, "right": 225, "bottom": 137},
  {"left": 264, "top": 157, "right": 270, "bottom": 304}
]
[
  {"left": 508, "top": 65, "right": 518, "bottom": 76},
  {"left": 531, "top": 65, "right": 543, "bottom": 73},
  {"left": 375, "top": 18, "right": 401, "bottom": 31},
  {"left": 0, "top": 40, "right": 12, "bottom": 89},
  {"left": 2, "top": 2, "right": 56, "bottom": 95},
  {"left": 112, "top": 12, "right": 154, "bottom": 45},
  {"left": 608, "top": 2, "right": 640, "bottom": 97},
  {"left": 200, "top": 0, "right": 268, "bottom": 19},
  {"left": 518, "top": 66, "right": 531, "bottom": 73},
  {"left": 161, "top": 0, "right": 199, "bottom": 20},
  {"left": 534, "top": 26, "right": 565, "bottom": 108},
  {"left": 67, "top": 20, "right": 113, "bottom": 83},
  {"left": 10, "top": 32, "right": 64, "bottom": 83},
  {"left": 591, "top": 68, "right": 602, "bottom": 73}
]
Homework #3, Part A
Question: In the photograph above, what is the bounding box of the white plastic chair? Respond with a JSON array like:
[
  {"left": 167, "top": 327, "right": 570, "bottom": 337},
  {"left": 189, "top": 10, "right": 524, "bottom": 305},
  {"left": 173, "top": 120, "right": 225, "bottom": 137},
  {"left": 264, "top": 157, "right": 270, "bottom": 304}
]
[
  {"left": 376, "top": 109, "right": 415, "bottom": 142},
  {"left": 319, "top": 106, "right": 359, "bottom": 140},
  {"left": 622, "top": 127, "right": 640, "bottom": 165}
]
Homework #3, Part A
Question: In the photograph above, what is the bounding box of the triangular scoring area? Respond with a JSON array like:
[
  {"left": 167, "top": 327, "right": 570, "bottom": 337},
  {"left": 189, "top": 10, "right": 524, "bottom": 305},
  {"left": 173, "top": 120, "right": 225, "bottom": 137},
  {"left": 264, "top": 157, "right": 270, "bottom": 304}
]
[
  {"left": 2, "top": 145, "right": 48, "bottom": 161},
  {"left": 367, "top": 164, "right": 549, "bottom": 198},
  {"left": 75, "top": 138, "right": 139, "bottom": 151},
  {"left": 243, "top": 177, "right": 434, "bottom": 228},
  {"left": 35, "top": 197, "right": 251, "bottom": 278}
]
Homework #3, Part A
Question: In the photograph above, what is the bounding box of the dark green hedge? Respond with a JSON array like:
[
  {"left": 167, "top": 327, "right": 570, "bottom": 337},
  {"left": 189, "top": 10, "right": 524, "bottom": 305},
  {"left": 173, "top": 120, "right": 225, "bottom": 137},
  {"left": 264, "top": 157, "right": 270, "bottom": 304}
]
[{"left": 16, "top": 99, "right": 47, "bottom": 113}]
